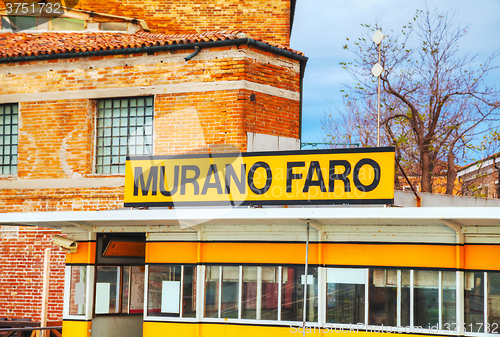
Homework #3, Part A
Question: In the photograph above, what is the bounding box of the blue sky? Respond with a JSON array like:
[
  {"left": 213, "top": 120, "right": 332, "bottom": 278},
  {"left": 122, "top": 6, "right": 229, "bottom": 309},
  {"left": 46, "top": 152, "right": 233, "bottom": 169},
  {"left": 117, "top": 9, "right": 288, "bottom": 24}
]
[{"left": 290, "top": 0, "right": 500, "bottom": 147}]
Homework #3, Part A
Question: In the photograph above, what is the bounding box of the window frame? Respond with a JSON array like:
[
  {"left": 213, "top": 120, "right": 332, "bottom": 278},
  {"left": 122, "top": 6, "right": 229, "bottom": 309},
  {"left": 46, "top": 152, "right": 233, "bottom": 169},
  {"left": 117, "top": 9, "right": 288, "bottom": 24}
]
[
  {"left": 93, "top": 96, "right": 154, "bottom": 175},
  {"left": 0, "top": 103, "right": 19, "bottom": 176}
]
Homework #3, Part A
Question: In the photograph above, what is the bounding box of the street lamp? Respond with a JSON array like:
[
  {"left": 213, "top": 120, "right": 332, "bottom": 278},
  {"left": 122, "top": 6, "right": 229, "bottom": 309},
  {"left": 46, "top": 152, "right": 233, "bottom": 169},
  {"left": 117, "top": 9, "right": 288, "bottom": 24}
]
[{"left": 371, "top": 30, "right": 384, "bottom": 147}]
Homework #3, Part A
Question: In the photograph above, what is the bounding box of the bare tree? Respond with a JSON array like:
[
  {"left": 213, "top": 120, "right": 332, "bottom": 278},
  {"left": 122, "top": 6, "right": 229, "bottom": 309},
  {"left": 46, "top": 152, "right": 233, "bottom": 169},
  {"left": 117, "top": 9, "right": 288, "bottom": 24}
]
[{"left": 324, "top": 8, "right": 500, "bottom": 193}]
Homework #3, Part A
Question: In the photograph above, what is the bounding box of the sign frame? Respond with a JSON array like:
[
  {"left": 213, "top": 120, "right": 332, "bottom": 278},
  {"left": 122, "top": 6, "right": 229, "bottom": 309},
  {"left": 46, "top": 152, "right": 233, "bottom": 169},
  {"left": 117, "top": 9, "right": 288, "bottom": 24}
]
[{"left": 124, "top": 147, "right": 395, "bottom": 207}]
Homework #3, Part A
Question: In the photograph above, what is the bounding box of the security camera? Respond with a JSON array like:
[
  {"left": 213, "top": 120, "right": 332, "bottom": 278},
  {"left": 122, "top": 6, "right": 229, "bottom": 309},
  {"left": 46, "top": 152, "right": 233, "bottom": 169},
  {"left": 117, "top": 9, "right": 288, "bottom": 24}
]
[{"left": 52, "top": 235, "right": 78, "bottom": 253}]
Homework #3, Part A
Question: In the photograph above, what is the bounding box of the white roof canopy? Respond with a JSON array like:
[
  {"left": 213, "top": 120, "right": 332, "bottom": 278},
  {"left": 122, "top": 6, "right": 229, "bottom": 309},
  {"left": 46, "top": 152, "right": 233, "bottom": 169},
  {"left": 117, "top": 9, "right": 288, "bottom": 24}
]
[{"left": 1, "top": 206, "right": 499, "bottom": 230}]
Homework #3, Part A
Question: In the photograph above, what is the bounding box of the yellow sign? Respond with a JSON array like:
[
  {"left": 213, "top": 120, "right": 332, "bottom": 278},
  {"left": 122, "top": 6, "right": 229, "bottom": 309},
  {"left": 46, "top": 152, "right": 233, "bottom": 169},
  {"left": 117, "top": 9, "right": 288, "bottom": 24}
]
[{"left": 124, "top": 148, "right": 395, "bottom": 207}]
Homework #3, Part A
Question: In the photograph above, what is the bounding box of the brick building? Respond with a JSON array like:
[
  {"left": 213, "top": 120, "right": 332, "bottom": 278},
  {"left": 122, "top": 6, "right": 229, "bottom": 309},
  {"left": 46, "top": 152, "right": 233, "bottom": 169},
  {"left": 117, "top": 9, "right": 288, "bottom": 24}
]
[
  {"left": 458, "top": 152, "right": 500, "bottom": 198},
  {"left": 0, "top": 0, "right": 305, "bottom": 326}
]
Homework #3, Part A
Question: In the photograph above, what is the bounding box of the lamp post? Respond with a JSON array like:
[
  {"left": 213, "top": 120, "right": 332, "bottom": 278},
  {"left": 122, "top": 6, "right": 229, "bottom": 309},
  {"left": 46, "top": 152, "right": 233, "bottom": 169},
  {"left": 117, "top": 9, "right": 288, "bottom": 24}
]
[{"left": 371, "top": 30, "right": 384, "bottom": 147}]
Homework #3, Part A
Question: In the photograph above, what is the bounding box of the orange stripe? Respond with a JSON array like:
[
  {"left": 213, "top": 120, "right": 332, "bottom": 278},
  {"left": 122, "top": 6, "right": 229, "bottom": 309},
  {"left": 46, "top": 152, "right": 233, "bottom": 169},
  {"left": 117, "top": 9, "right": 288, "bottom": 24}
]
[
  {"left": 465, "top": 245, "right": 500, "bottom": 271},
  {"left": 324, "top": 243, "right": 457, "bottom": 269},
  {"left": 147, "top": 241, "right": 198, "bottom": 264},
  {"left": 146, "top": 242, "right": 459, "bottom": 268},
  {"left": 66, "top": 242, "right": 96, "bottom": 264},
  {"left": 202, "top": 242, "right": 319, "bottom": 265}
]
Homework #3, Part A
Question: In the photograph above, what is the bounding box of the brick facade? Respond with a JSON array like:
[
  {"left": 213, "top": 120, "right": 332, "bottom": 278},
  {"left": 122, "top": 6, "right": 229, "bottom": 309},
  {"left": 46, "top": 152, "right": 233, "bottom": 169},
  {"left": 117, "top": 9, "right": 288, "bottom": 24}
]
[
  {"left": 0, "top": 32, "right": 304, "bottom": 322},
  {"left": 75, "top": 0, "right": 293, "bottom": 46},
  {"left": 0, "top": 227, "right": 65, "bottom": 321}
]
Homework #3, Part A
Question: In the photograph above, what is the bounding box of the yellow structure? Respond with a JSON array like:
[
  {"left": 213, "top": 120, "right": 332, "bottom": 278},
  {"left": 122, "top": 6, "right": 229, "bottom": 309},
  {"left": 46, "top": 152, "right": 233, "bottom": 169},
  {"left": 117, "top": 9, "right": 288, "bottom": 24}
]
[{"left": 2, "top": 149, "right": 500, "bottom": 337}]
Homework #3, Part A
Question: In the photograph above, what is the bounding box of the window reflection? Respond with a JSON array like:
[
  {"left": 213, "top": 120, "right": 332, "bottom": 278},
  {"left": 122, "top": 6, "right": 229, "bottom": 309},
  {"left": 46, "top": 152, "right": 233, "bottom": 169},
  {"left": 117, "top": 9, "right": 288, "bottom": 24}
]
[
  {"left": 414, "top": 270, "right": 439, "bottom": 327},
  {"left": 69, "top": 266, "right": 87, "bottom": 316},
  {"left": 488, "top": 272, "right": 500, "bottom": 327},
  {"left": 326, "top": 268, "right": 365, "bottom": 324},
  {"left": 148, "top": 265, "right": 196, "bottom": 317},
  {"left": 369, "top": 269, "right": 397, "bottom": 326},
  {"left": 465, "top": 272, "right": 484, "bottom": 332},
  {"left": 221, "top": 266, "right": 239, "bottom": 318},
  {"left": 281, "top": 266, "right": 318, "bottom": 322}
]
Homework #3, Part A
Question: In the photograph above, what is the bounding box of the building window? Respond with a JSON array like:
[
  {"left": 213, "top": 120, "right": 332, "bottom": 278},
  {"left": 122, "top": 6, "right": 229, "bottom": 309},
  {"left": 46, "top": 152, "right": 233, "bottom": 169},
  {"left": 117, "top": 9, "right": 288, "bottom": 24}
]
[
  {"left": 95, "top": 97, "right": 154, "bottom": 174},
  {"left": 326, "top": 267, "right": 366, "bottom": 324},
  {"left": 95, "top": 266, "right": 145, "bottom": 314},
  {"left": 0, "top": 103, "right": 18, "bottom": 175},
  {"left": 203, "top": 265, "right": 317, "bottom": 322},
  {"left": 465, "top": 272, "right": 500, "bottom": 333},
  {"left": 147, "top": 265, "right": 197, "bottom": 318},
  {"left": 69, "top": 266, "right": 87, "bottom": 316}
]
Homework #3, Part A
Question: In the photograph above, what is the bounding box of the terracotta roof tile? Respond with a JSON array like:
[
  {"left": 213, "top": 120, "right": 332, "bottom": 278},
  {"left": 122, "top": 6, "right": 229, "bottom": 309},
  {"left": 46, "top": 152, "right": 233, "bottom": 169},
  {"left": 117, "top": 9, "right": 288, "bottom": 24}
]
[{"left": 0, "top": 30, "right": 304, "bottom": 59}]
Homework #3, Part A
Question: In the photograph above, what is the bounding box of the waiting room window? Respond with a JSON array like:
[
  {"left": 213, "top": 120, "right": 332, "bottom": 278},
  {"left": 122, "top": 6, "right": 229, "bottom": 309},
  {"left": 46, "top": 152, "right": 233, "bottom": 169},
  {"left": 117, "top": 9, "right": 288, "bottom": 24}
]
[
  {"left": 0, "top": 103, "right": 18, "bottom": 175},
  {"left": 68, "top": 266, "right": 87, "bottom": 316},
  {"left": 204, "top": 265, "right": 317, "bottom": 322},
  {"left": 465, "top": 272, "right": 500, "bottom": 333},
  {"left": 95, "top": 97, "right": 154, "bottom": 174},
  {"left": 147, "top": 265, "right": 197, "bottom": 318},
  {"left": 95, "top": 266, "right": 145, "bottom": 314},
  {"left": 327, "top": 267, "right": 366, "bottom": 324}
]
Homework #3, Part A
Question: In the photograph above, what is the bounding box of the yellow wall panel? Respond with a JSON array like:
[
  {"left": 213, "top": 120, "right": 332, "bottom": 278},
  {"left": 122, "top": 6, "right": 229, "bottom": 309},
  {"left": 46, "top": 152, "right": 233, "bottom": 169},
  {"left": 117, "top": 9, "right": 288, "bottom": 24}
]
[
  {"left": 143, "top": 321, "right": 434, "bottom": 337},
  {"left": 465, "top": 245, "right": 500, "bottom": 271},
  {"left": 146, "top": 241, "right": 198, "bottom": 264},
  {"left": 202, "top": 242, "right": 319, "bottom": 265},
  {"left": 62, "top": 320, "right": 91, "bottom": 337}
]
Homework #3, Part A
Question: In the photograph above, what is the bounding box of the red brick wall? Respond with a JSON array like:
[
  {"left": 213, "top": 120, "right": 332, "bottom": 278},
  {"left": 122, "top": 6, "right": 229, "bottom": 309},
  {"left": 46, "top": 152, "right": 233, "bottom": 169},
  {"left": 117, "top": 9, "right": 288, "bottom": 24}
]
[
  {"left": 75, "top": 0, "right": 292, "bottom": 46},
  {"left": 0, "top": 44, "right": 300, "bottom": 321},
  {"left": 0, "top": 227, "right": 65, "bottom": 321}
]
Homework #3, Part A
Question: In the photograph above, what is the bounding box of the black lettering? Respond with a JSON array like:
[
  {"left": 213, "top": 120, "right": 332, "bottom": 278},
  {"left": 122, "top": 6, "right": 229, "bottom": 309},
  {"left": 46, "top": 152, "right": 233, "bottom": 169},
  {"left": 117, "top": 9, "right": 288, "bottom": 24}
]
[
  {"left": 133, "top": 166, "right": 158, "bottom": 196},
  {"left": 201, "top": 164, "right": 223, "bottom": 195},
  {"left": 247, "top": 161, "right": 272, "bottom": 195},
  {"left": 329, "top": 160, "right": 351, "bottom": 192},
  {"left": 181, "top": 165, "right": 200, "bottom": 195},
  {"left": 353, "top": 158, "right": 381, "bottom": 192},
  {"left": 303, "top": 161, "right": 326, "bottom": 193},
  {"left": 225, "top": 164, "right": 246, "bottom": 194},
  {"left": 159, "top": 165, "right": 179, "bottom": 197},
  {"left": 286, "top": 161, "right": 305, "bottom": 193}
]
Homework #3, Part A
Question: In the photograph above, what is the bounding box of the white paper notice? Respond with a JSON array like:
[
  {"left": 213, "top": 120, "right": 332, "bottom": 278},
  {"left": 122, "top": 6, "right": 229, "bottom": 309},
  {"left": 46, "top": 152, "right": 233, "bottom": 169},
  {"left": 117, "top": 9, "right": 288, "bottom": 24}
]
[
  {"left": 75, "top": 282, "right": 85, "bottom": 305},
  {"left": 301, "top": 274, "right": 314, "bottom": 285},
  {"left": 95, "top": 283, "right": 110, "bottom": 314},
  {"left": 327, "top": 268, "right": 367, "bottom": 284},
  {"left": 161, "top": 281, "right": 180, "bottom": 314}
]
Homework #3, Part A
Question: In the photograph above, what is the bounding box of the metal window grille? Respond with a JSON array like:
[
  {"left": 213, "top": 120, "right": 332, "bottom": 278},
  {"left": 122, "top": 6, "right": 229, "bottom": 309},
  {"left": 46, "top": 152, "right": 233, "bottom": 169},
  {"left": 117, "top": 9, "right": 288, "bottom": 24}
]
[
  {"left": 95, "top": 97, "right": 154, "bottom": 174},
  {"left": 0, "top": 103, "right": 18, "bottom": 175}
]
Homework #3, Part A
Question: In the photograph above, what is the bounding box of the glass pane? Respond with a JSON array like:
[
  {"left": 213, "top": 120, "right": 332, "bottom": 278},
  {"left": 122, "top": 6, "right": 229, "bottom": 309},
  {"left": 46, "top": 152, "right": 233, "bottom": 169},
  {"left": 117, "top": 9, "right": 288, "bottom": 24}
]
[
  {"left": 414, "top": 270, "right": 439, "bottom": 328},
  {"left": 369, "top": 269, "right": 397, "bottom": 326},
  {"left": 69, "top": 266, "right": 87, "bottom": 316},
  {"left": 51, "top": 18, "right": 85, "bottom": 31},
  {"left": 326, "top": 268, "right": 365, "bottom": 324},
  {"left": 221, "top": 266, "right": 239, "bottom": 318},
  {"left": 3, "top": 16, "right": 36, "bottom": 31},
  {"left": 401, "top": 270, "right": 411, "bottom": 327},
  {"left": 242, "top": 266, "right": 257, "bottom": 319},
  {"left": 121, "top": 266, "right": 131, "bottom": 314},
  {"left": 261, "top": 266, "right": 279, "bottom": 320},
  {"left": 96, "top": 97, "right": 153, "bottom": 174},
  {"left": 488, "top": 272, "right": 500, "bottom": 327},
  {"left": 465, "top": 272, "right": 484, "bottom": 332},
  {"left": 442, "top": 271, "right": 456, "bottom": 328},
  {"left": 95, "top": 266, "right": 120, "bottom": 314},
  {"left": 205, "top": 266, "right": 220, "bottom": 318},
  {"left": 183, "top": 266, "right": 197, "bottom": 318},
  {"left": 281, "top": 266, "right": 318, "bottom": 322},
  {"left": 129, "top": 266, "right": 145, "bottom": 313},
  {"left": 148, "top": 265, "right": 181, "bottom": 317}
]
